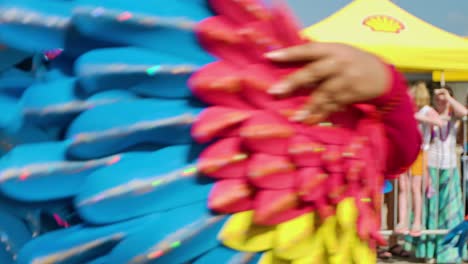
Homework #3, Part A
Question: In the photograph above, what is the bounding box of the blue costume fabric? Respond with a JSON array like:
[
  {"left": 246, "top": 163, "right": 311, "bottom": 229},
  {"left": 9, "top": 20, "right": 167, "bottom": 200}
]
[
  {"left": 0, "top": 0, "right": 394, "bottom": 263},
  {"left": 1, "top": 2, "right": 220, "bottom": 263}
]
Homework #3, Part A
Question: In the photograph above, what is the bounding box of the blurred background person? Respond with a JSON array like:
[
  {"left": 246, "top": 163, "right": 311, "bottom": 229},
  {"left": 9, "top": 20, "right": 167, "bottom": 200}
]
[
  {"left": 397, "top": 82, "right": 442, "bottom": 237},
  {"left": 406, "top": 86, "right": 467, "bottom": 263}
]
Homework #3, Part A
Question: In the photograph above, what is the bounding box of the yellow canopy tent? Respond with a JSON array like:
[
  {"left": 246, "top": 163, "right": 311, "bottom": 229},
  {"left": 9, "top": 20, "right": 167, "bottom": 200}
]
[
  {"left": 433, "top": 71, "right": 468, "bottom": 82},
  {"left": 301, "top": 0, "right": 468, "bottom": 81}
]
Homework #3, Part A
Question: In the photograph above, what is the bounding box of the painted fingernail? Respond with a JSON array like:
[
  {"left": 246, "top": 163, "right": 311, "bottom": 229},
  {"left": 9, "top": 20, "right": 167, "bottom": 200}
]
[
  {"left": 268, "top": 83, "right": 289, "bottom": 94},
  {"left": 290, "top": 110, "right": 309, "bottom": 122}
]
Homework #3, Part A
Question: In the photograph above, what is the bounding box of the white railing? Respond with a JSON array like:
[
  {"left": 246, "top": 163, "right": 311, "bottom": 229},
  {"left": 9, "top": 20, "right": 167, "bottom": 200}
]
[{"left": 379, "top": 118, "right": 468, "bottom": 237}]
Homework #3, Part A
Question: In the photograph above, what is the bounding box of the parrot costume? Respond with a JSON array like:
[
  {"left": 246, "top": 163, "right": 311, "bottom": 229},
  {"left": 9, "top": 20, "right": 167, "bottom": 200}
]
[
  {"left": 444, "top": 216, "right": 468, "bottom": 259},
  {"left": 0, "top": 0, "right": 420, "bottom": 263}
]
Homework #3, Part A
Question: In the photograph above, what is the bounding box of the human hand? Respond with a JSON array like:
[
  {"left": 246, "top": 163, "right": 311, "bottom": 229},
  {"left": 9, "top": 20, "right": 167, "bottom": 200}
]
[
  {"left": 265, "top": 43, "right": 390, "bottom": 123},
  {"left": 435, "top": 88, "right": 450, "bottom": 96},
  {"left": 434, "top": 88, "right": 452, "bottom": 101},
  {"left": 426, "top": 108, "right": 445, "bottom": 127}
]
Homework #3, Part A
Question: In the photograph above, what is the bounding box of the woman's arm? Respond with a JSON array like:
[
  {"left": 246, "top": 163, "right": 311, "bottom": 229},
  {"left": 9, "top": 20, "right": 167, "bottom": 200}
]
[
  {"left": 447, "top": 96, "right": 468, "bottom": 118},
  {"left": 436, "top": 89, "right": 468, "bottom": 118},
  {"left": 415, "top": 107, "right": 443, "bottom": 127}
]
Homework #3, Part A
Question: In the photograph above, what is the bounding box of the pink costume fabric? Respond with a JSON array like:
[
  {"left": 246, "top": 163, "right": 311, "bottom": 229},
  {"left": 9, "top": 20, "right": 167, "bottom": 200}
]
[
  {"left": 370, "top": 65, "right": 421, "bottom": 178},
  {"left": 0, "top": 0, "right": 422, "bottom": 262},
  {"left": 190, "top": 0, "right": 421, "bottom": 249}
]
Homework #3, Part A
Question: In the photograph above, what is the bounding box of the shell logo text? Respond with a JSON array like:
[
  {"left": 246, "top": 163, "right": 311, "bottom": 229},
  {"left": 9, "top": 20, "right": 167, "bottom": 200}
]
[{"left": 362, "top": 15, "right": 405, "bottom": 33}]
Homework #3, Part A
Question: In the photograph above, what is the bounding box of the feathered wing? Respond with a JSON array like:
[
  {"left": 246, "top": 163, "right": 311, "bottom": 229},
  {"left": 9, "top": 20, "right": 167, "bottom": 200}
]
[
  {"left": 0, "top": 0, "right": 387, "bottom": 263},
  {"left": 444, "top": 217, "right": 468, "bottom": 258}
]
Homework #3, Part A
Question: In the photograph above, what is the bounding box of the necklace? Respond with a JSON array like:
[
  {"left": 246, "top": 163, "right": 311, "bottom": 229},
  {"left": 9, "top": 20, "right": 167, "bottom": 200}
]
[{"left": 438, "top": 120, "right": 451, "bottom": 142}]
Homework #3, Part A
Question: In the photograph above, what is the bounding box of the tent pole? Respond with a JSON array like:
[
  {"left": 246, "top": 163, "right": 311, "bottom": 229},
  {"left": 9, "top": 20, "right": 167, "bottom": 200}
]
[{"left": 440, "top": 71, "right": 446, "bottom": 87}]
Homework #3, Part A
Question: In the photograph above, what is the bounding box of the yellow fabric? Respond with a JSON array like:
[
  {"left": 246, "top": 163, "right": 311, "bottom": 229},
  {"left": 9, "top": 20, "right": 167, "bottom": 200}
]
[
  {"left": 258, "top": 251, "right": 291, "bottom": 264},
  {"left": 274, "top": 213, "right": 315, "bottom": 260},
  {"left": 410, "top": 151, "right": 425, "bottom": 176},
  {"left": 301, "top": 0, "right": 468, "bottom": 78},
  {"left": 433, "top": 71, "right": 468, "bottom": 82},
  {"left": 220, "top": 198, "right": 376, "bottom": 263},
  {"left": 218, "top": 210, "right": 275, "bottom": 252}
]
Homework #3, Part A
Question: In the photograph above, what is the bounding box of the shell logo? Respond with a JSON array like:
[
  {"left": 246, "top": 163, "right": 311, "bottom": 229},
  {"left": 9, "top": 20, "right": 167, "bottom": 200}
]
[{"left": 362, "top": 15, "right": 405, "bottom": 33}]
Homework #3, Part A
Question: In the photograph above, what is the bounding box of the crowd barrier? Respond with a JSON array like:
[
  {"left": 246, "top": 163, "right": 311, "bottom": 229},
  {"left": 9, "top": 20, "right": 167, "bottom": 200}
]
[{"left": 379, "top": 117, "right": 468, "bottom": 236}]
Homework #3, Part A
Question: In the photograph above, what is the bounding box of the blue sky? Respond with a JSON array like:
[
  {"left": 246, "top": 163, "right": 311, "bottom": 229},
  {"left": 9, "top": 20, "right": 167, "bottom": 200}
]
[{"left": 285, "top": 0, "right": 468, "bottom": 36}]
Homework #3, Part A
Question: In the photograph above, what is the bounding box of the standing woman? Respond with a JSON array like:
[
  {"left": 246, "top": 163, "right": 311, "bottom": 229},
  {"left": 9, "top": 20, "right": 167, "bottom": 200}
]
[
  {"left": 397, "top": 82, "right": 442, "bottom": 237},
  {"left": 409, "top": 86, "right": 467, "bottom": 263}
]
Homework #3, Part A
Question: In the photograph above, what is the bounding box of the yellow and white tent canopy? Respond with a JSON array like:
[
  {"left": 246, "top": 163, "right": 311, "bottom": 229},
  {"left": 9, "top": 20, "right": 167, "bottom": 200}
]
[{"left": 301, "top": 0, "right": 468, "bottom": 80}]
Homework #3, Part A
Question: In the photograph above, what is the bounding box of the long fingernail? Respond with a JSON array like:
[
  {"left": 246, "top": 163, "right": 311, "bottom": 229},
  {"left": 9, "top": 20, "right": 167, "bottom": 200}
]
[
  {"left": 290, "top": 110, "right": 309, "bottom": 122},
  {"left": 304, "top": 114, "right": 324, "bottom": 125},
  {"left": 264, "top": 51, "right": 283, "bottom": 59},
  {"left": 268, "top": 83, "right": 289, "bottom": 94}
]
